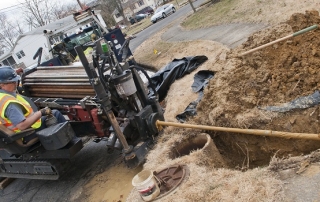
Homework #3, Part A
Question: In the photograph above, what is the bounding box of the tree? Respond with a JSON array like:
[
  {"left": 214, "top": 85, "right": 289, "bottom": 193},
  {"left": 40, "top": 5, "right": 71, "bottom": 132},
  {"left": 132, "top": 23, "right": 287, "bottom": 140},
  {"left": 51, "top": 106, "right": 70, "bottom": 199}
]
[
  {"left": 100, "top": 0, "right": 129, "bottom": 26},
  {"left": 13, "top": 19, "right": 25, "bottom": 35},
  {"left": 188, "top": 0, "right": 196, "bottom": 13},
  {"left": 20, "top": 0, "right": 56, "bottom": 28},
  {"left": 127, "top": 0, "right": 138, "bottom": 23},
  {"left": 96, "top": 0, "right": 116, "bottom": 26},
  {"left": 52, "top": 2, "right": 79, "bottom": 19},
  {"left": 0, "top": 13, "right": 21, "bottom": 51}
]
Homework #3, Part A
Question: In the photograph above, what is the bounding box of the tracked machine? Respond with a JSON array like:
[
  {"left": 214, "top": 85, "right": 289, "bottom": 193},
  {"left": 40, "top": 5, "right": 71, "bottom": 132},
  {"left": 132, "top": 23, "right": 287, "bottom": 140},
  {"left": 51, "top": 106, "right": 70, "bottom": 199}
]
[{"left": 0, "top": 28, "right": 164, "bottom": 180}]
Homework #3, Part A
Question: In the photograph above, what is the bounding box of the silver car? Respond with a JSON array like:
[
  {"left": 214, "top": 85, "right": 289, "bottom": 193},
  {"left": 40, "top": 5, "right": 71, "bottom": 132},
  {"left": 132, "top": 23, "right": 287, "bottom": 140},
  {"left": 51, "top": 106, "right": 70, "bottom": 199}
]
[{"left": 150, "top": 4, "right": 176, "bottom": 23}]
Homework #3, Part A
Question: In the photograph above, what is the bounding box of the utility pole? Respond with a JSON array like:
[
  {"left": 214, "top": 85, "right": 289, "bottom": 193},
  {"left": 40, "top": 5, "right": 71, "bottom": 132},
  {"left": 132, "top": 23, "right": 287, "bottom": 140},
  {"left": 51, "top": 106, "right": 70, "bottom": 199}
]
[
  {"left": 77, "top": 0, "right": 84, "bottom": 9},
  {"left": 188, "top": 0, "right": 196, "bottom": 13}
]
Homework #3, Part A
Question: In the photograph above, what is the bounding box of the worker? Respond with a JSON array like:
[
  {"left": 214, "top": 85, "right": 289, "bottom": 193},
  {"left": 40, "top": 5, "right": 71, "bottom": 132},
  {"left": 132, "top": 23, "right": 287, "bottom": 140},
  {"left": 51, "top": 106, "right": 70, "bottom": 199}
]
[
  {"left": 91, "top": 33, "right": 97, "bottom": 41},
  {"left": 0, "top": 66, "right": 66, "bottom": 144}
]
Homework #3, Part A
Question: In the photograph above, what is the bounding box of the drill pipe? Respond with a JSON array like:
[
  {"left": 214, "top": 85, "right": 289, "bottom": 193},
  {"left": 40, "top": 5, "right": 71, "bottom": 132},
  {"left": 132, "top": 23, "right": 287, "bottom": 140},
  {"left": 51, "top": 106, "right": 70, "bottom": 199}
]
[{"left": 156, "top": 120, "right": 320, "bottom": 141}]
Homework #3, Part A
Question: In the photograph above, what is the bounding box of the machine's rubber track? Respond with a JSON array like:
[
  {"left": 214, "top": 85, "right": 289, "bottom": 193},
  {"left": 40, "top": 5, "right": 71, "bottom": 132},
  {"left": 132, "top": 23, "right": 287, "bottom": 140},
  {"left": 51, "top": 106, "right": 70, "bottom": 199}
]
[{"left": 0, "top": 159, "right": 71, "bottom": 180}]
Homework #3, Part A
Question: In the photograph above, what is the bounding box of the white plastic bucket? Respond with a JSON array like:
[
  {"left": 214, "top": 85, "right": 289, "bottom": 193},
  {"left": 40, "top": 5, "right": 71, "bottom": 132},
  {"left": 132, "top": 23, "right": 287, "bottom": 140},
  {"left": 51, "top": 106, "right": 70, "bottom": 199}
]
[{"left": 132, "top": 170, "right": 160, "bottom": 201}]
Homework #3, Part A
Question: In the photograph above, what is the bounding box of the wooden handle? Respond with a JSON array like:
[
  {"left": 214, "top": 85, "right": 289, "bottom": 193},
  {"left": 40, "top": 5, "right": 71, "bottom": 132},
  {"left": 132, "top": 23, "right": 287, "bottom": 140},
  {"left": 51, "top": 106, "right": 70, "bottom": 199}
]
[
  {"left": 239, "top": 24, "right": 318, "bottom": 57},
  {"left": 156, "top": 120, "right": 320, "bottom": 141}
]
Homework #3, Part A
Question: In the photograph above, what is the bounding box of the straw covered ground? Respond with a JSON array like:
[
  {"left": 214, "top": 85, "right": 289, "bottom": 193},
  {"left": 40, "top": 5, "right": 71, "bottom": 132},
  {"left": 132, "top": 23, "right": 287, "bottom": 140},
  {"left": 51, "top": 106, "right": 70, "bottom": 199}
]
[{"left": 127, "top": 1, "right": 320, "bottom": 201}]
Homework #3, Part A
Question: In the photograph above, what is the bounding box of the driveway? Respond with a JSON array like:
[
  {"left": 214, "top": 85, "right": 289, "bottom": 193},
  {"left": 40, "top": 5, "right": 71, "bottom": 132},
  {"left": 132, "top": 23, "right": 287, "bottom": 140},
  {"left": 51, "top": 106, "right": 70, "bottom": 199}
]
[
  {"left": 162, "top": 22, "right": 267, "bottom": 48},
  {"left": 130, "top": 1, "right": 267, "bottom": 52}
]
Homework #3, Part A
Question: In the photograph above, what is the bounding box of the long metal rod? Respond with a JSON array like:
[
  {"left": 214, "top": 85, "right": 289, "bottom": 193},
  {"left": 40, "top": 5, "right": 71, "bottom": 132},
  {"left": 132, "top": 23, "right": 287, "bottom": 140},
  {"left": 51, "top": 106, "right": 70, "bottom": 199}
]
[
  {"left": 25, "top": 76, "right": 89, "bottom": 79},
  {"left": 29, "top": 89, "right": 94, "bottom": 93},
  {"left": 24, "top": 83, "right": 91, "bottom": 86},
  {"left": 37, "top": 66, "right": 84, "bottom": 69},
  {"left": 156, "top": 120, "right": 320, "bottom": 141}
]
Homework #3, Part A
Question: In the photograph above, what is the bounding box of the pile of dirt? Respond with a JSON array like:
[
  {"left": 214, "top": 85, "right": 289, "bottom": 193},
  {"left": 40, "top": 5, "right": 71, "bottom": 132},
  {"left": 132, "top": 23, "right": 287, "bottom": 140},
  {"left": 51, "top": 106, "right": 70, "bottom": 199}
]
[
  {"left": 231, "top": 10, "right": 320, "bottom": 107},
  {"left": 194, "top": 10, "right": 320, "bottom": 168},
  {"left": 128, "top": 9, "right": 320, "bottom": 202},
  {"left": 140, "top": 10, "right": 320, "bottom": 170}
]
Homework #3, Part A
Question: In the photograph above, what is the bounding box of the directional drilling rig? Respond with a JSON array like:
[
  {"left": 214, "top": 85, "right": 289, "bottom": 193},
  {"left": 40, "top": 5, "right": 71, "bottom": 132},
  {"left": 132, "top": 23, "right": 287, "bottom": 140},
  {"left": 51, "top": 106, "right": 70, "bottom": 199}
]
[{"left": 0, "top": 16, "right": 164, "bottom": 180}]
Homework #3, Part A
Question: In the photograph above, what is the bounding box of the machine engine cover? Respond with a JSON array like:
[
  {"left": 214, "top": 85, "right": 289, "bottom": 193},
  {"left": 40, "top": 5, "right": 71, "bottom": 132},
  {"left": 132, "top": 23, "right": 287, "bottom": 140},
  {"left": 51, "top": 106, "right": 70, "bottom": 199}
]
[{"left": 36, "top": 122, "right": 75, "bottom": 150}]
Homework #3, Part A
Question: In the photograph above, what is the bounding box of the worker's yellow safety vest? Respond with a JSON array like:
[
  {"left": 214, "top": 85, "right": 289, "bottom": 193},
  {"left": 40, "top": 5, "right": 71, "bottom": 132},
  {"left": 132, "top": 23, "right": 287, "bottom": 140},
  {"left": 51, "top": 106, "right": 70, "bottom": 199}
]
[{"left": 0, "top": 92, "right": 41, "bottom": 132}]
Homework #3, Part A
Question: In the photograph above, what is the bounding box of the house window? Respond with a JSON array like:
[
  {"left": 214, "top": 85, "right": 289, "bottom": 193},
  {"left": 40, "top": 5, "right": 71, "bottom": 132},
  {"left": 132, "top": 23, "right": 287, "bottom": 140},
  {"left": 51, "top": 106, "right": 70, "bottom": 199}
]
[
  {"left": 3, "top": 56, "right": 16, "bottom": 66},
  {"left": 16, "top": 50, "right": 25, "bottom": 59},
  {"left": 16, "top": 53, "right": 22, "bottom": 59},
  {"left": 138, "top": 0, "right": 144, "bottom": 6}
]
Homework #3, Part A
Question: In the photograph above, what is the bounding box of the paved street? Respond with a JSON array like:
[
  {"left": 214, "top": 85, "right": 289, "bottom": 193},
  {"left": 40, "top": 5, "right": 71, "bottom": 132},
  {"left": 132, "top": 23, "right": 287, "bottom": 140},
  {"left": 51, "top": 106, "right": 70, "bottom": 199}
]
[{"left": 130, "top": 0, "right": 266, "bottom": 51}]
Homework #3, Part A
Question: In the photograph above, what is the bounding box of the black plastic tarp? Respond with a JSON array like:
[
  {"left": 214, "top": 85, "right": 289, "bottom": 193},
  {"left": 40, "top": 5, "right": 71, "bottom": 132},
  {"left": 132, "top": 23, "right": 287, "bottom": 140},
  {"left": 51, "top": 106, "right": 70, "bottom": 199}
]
[
  {"left": 148, "top": 55, "right": 208, "bottom": 101},
  {"left": 176, "top": 70, "right": 215, "bottom": 122},
  {"left": 260, "top": 91, "right": 320, "bottom": 112}
]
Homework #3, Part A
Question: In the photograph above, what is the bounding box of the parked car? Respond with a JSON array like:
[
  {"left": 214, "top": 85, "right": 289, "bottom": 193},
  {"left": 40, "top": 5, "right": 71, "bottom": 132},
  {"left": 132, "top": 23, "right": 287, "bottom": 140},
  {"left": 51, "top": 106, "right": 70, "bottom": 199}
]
[
  {"left": 150, "top": 4, "right": 176, "bottom": 23},
  {"left": 137, "top": 6, "right": 154, "bottom": 15},
  {"left": 137, "top": 13, "right": 148, "bottom": 18},
  {"left": 129, "top": 14, "right": 147, "bottom": 24}
]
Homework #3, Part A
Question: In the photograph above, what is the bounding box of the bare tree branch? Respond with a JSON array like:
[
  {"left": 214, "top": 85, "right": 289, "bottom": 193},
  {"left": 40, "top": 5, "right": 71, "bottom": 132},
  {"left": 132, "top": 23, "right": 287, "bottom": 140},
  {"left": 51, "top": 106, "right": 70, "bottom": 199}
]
[
  {"left": 51, "top": 2, "right": 78, "bottom": 19},
  {"left": 100, "top": 0, "right": 129, "bottom": 25},
  {"left": 0, "top": 13, "right": 20, "bottom": 50},
  {"left": 13, "top": 20, "right": 25, "bottom": 35},
  {"left": 20, "top": 0, "right": 56, "bottom": 28}
]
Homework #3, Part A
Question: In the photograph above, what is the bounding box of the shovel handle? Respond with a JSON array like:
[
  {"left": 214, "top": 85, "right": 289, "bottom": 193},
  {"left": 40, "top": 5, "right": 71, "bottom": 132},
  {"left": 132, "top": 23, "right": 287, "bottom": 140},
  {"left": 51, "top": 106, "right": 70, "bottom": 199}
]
[{"left": 239, "top": 24, "right": 318, "bottom": 57}]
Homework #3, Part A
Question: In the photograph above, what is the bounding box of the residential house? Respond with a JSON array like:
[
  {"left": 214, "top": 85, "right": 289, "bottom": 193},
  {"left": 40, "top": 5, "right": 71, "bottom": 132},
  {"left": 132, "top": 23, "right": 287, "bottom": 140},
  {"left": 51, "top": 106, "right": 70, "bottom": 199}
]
[
  {"left": 113, "top": 0, "right": 157, "bottom": 25},
  {"left": 0, "top": 10, "right": 106, "bottom": 69}
]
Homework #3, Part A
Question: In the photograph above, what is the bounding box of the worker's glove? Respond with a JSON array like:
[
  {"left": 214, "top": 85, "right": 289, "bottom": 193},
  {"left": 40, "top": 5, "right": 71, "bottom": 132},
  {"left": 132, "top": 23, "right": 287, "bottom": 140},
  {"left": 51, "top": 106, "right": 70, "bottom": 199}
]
[{"left": 40, "top": 107, "right": 52, "bottom": 116}]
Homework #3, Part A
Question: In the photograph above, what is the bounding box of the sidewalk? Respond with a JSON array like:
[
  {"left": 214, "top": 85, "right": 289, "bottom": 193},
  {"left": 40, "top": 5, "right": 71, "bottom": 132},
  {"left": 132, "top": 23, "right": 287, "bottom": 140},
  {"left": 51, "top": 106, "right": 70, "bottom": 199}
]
[{"left": 162, "top": 22, "right": 267, "bottom": 48}]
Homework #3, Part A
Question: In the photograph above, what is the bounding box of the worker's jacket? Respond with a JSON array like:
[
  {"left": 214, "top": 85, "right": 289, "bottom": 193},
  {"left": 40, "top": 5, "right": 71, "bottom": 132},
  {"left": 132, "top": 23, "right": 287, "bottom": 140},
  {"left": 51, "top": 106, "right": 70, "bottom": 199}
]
[{"left": 0, "top": 92, "right": 41, "bottom": 132}]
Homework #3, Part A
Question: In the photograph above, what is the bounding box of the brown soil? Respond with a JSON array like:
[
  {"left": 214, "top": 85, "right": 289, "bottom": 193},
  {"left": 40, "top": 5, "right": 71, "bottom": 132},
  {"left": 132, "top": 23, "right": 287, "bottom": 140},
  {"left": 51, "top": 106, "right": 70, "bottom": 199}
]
[
  {"left": 134, "top": 10, "right": 320, "bottom": 169},
  {"left": 83, "top": 162, "right": 142, "bottom": 202},
  {"left": 84, "top": 2, "right": 320, "bottom": 202},
  {"left": 194, "top": 10, "right": 320, "bottom": 168},
  {"left": 126, "top": 7, "right": 320, "bottom": 202}
]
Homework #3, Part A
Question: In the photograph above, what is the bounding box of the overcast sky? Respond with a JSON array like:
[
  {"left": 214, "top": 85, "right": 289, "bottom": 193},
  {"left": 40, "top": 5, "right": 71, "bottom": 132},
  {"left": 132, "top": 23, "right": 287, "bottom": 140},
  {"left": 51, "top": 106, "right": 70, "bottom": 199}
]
[{"left": 0, "top": 0, "right": 90, "bottom": 17}]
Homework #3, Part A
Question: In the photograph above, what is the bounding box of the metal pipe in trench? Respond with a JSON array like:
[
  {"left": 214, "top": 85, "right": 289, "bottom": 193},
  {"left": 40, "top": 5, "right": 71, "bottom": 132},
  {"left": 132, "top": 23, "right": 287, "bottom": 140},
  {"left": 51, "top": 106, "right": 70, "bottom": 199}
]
[{"left": 156, "top": 120, "right": 320, "bottom": 141}]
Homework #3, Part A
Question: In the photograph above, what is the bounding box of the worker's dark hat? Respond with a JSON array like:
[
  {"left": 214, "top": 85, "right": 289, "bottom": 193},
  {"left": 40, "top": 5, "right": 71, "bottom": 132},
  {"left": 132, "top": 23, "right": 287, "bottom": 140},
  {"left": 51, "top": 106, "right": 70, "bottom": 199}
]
[{"left": 0, "top": 66, "right": 21, "bottom": 83}]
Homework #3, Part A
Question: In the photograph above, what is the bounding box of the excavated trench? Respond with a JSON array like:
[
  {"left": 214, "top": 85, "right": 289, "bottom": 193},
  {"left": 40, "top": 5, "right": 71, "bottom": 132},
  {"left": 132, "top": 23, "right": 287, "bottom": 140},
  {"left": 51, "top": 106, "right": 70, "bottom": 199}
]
[
  {"left": 166, "top": 10, "right": 320, "bottom": 170},
  {"left": 190, "top": 10, "right": 320, "bottom": 170},
  {"left": 210, "top": 131, "right": 320, "bottom": 169},
  {"left": 128, "top": 9, "right": 320, "bottom": 202},
  {"left": 166, "top": 128, "right": 320, "bottom": 170},
  {"left": 169, "top": 136, "right": 207, "bottom": 159}
]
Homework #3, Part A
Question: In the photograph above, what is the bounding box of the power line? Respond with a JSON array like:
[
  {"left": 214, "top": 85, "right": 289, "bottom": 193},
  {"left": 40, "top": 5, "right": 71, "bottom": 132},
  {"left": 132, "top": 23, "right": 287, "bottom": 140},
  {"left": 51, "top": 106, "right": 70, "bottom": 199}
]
[
  {"left": 0, "top": 0, "right": 54, "bottom": 15},
  {"left": 0, "top": 3, "right": 24, "bottom": 12},
  {"left": 0, "top": 3, "right": 25, "bottom": 15}
]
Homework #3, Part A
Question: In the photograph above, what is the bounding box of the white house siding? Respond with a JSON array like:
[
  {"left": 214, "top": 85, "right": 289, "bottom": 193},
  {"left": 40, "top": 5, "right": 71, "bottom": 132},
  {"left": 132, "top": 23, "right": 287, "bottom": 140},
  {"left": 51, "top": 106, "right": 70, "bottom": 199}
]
[
  {"left": 13, "top": 34, "right": 51, "bottom": 67},
  {"left": 114, "top": 15, "right": 124, "bottom": 24},
  {"left": 146, "top": 0, "right": 157, "bottom": 8}
]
